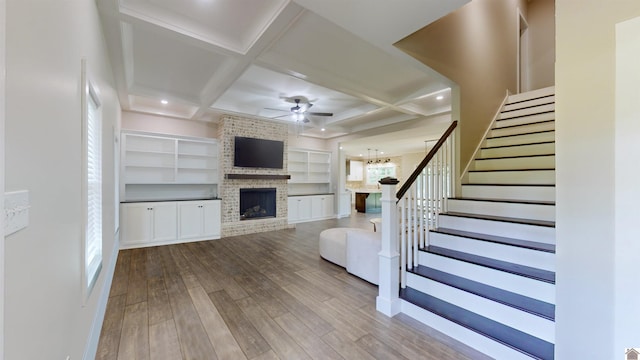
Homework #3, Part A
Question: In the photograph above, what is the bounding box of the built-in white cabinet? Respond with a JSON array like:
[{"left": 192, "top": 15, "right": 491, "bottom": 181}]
[
  {"left": 121, "top": 199, "right": 221, "bottom": 249},
  {"left": 288, "top": 196, "right": 312, "bottom": 223},
  {"left": 347, "top": 160, "right": 364, "bottom": 181},
  {"left": 121, "top": 131, "right": 218, "bottom": 202},
  {"left": 178, "top": 200, "right": 221, "bottom": 240},
  {"left": 121, "top": 202, "right": 177, "bottom": 247},
  {"left": 288, "top": 148, "right": 331, "bottom": 195},
  {"left": 311, "top": 194, "right": 334, "bottom": 219},
  {"left": 288, "top": 194, "right": 335, "bottom": 224}
]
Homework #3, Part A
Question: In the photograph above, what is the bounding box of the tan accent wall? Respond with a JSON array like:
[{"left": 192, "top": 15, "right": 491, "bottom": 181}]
[
  {"left": 394, "top": 0, "right": 531, "bottom": 172},
  {"left": 528, "top": 0, "right": 556, "bottom": 90}
]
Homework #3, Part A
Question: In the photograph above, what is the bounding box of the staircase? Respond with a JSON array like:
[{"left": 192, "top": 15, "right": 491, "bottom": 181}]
[{"left": 399, "top": 87, "right": 556, "bottom": 359}]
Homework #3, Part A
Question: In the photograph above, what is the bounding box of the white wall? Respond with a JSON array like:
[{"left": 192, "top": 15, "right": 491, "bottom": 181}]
[
  {"left": 555, "top": 1, "right": 640, "bottom": 358},
  {"left": 614, "top": 15, "right": 640, "bottom": 354},
  {"left": 122, "top": 110, "right": 218, "bottom": 139},
  {"left": 4, "top": 1, "right": 120, "bottom": 359},
  {"left": 0, "top": 1, "right": 5, "bottom": 358},
  {"left": 288, "top": 134, "right": 329, "bottom": 151}
]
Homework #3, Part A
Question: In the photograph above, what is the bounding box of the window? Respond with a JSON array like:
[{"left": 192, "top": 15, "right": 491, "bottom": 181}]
[
  {"left": 82, "top": 59, "right": 102, "bottom": 297},
  {"left": 366, "top": 163, "right": 396, "bottom": 185}
]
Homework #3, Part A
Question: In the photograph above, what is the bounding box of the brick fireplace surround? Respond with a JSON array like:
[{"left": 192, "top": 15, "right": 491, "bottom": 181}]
[{"left": 218, "top": 115, "right": 293, "bottom": 237}]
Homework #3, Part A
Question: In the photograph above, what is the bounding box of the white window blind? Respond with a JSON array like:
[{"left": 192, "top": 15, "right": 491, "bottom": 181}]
[{"left": 83, "top": 62, "right": 102, "bottom": 295}]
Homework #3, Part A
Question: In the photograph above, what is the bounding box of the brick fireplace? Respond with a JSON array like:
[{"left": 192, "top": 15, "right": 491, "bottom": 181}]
[{"left": 218, "top": 115, "right": 292, "bottom": 237}]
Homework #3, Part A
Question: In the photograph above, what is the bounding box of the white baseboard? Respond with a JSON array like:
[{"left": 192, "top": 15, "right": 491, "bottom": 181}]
[{"left": 83, "top": 229, "right": 120, "bottom": 360}]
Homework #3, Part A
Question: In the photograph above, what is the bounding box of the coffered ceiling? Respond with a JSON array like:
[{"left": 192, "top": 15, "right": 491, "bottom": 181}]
[{"left": 97, "top": 0, "right": 469, "bottom": 156}]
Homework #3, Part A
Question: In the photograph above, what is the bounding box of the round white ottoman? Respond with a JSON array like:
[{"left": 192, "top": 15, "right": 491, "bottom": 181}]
[{"left": 319, "top": 227, "right": 366, "bottom": 267}]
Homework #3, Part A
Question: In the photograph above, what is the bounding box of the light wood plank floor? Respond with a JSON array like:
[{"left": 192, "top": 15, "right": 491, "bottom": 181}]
[{"left": 97, "top": 212, "right": 491, "bottom": 360}]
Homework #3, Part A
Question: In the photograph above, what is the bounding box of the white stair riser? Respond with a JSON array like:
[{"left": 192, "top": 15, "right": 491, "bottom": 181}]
[
  {"left": 499, "top": 103, "right": 555, "bottom": 121},
  {"left": 461, "top": 185, "right": 555, "bottom": 202},
  {"left": 473, "top": 155, "right": 555, "bottom": 171},
  {"left": 480, "top": 142, "right": 555, "bottom": 158},
  {"left": 503, "top": 95, "right": 555, "bottom": 112},
  {"left": 419, "top": 252, "right": 555, "bottom": 304},
  {"left": 468, "top": 170, "right": 555, "bottom": 185},
  {"left": 448, "top": 199, "right": 555, "bottom": 222},
  {"left": 507, "top": 86, "right": 555, "bottom": 104},
  {"left": 485, "top": 131, "right": 555, "bottom": 148},
  {"left": 401, "top": 300, "right": 537, "bottom": 360},
  {"left": 406, "top": 274, "right": 555, "bottom": 342},
  {"left": 490, "top": 121, "right": 555, "bottom": 138},
  {"left": 438, "top": 215, "right": 555, "bottom": 244},
  {"left": 429, "top": 232, "right": 555, "bottom": 271},
  {"left": 495, "top": 112, "right": 555, "bottom": 129}
]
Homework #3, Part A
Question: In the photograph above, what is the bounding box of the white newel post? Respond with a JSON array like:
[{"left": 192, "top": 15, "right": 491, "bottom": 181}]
[{"left": 376, "top": 177, "right": 401, "bottom": 317}]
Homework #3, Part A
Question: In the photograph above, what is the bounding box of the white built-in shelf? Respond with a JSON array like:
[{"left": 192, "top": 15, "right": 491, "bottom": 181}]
[
  {"left": 288, "top": 148, "right": 332, "bottom": 195},
  {"left": 121, "top": 131, "right": 219, "bottom": 202}
]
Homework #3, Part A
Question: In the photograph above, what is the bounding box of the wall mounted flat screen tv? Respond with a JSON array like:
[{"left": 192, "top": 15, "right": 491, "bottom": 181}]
[{"left": 234, "top": 136, "right": 284, "bottom": 169}]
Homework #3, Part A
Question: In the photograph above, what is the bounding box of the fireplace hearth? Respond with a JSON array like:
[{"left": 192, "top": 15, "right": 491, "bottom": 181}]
[{"left": 240, "top": 188, "right": 276, "bottom": 220}]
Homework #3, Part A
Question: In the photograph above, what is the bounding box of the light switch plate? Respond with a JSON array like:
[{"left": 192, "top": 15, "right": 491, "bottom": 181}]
[{"left": 4, "top": 190, "right": 30, "bottom": 236}]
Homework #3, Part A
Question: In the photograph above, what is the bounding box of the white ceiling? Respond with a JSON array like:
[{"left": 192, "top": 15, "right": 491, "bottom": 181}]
[{"left": 97, "top": 0, "right": 469, "bottom": 157}]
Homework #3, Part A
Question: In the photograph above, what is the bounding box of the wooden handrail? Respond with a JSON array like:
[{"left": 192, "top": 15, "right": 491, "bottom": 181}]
[{"left": 395, "top": 121, "right": 458, "bottom": 200}]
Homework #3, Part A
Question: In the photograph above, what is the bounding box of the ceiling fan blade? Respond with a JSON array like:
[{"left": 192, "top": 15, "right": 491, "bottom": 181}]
[
  {"left": 272, "top": 114, "right": 291, "bottom": 119},
  {"left": 264, "top": 107, "right": 289, "bottom": 112},
  {"left": 307, "top": 112, "right": 333, "bottom": 117},
  {"left": 303, "top": 115, "right": 311, "bottom": 123}
]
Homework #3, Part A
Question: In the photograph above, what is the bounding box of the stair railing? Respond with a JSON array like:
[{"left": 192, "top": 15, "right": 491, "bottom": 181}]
[
  {"left": 395, "top": 121, "right": 457, "bottom": 288},
  {"left": 377, "top": 121, "right": 458, "bottom": 316}
]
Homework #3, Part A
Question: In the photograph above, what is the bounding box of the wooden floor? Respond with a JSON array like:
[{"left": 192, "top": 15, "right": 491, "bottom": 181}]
[{"left": 96, "top": 212, "right": 491, "bottom": 360}]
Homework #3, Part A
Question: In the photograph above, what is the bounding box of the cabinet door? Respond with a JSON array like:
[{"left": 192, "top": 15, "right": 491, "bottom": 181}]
[
  {"left": 151, "top": 203, "right": 177, "bottom": 242},
  {"left": 311, "top": 196, "right": 324, "bottom": 219},
  {"left": 178, "top": 202, "right": 202, "bottom": 239},
  {"left": 288, "top": 197, "right": 299, "bottom": 222},
  {"left": 322, "top": 195, "right": 334, "bottom": 217},
  {"left": 121, "top": 203, "right": 152, "bottom": 244},
  {"left": 202, "top": 201, "right": 221, "bottom": 238},
  {"left": 298, "top": 196, "right": 312, "bottom": 221}
]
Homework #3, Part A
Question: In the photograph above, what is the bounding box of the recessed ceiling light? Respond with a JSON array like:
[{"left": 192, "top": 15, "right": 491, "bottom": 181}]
[
  {"left": 380, "top": 151, "right": 384, "bottom": 154},
  {"left": 321, "top": 128, "right": 325, "bottom": 131},
  {"left": 436, "top": 95, "right": 444, "bottom": 100},
  {"left": 161, "top": 99, "right": 168, "bottom": 105},
  {"left": 359, "top": 154, "right": 363, "bottom": 157},
  {"left": 339, "top": 146, "right": 343, "bottom": 150}
]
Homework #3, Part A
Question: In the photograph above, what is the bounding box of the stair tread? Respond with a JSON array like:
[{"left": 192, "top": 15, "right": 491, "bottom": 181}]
[
  {"left": 450, "top": 197, "right": 555, "bottom": 206},
  {"left": 400, "top": 287, "right": 554, "bottom": 360},
  {"left": 441, "top": 211, "right": 556, "bottom": 227},
  {"left": 475, "top": 153, "right": 555, "bottom": 161},
  {"left": 487, "top": 129, "right": 555, "bottom": 140},
  {"left": 468, "top": 168, "right": 555, "bottom": 173},
  {"left": 433, "top": 227, "right": 556, "bottom": 253},
  {"left": 500, "top": 108, "right": 555, "bottom": 120},
  {"left": 462, "top": 183, "right": 556, "bottom": 187},
  {"left": 494, "top": 119, "right": 555, "bottom": 130},
  {"left": 481, "top": 140, "right": 555, "bottom": 150},
  {"left": 409, "top": 265, "right": 555, "bottom": 320},
  {"left": 424, "top": 245, "right": 556, "bottom": 284}
]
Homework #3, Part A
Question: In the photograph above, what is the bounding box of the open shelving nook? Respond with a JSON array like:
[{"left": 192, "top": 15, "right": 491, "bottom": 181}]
[
  {"left": 288, "top": 148, "right": 331, "bottom": 195},
  {"left": 121, "top": 130, "right": 219, "bottom": 202}
]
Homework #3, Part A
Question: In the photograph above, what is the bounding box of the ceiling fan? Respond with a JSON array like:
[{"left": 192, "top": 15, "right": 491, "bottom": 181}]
[{"left": 267, "top": 97, "right": 333, "bottom": 123}]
